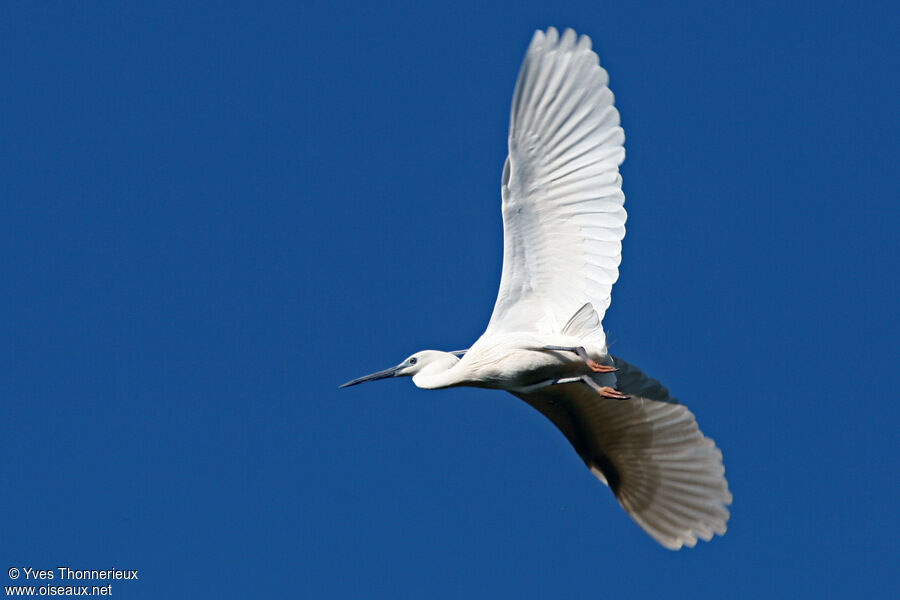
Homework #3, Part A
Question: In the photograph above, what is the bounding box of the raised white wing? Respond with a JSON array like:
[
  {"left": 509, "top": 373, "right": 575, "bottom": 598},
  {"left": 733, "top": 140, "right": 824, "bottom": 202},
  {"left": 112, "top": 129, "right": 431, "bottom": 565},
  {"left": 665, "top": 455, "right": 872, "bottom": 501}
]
[
  {"left": 516, "top": 357, "right": 731, "bottom": 550},
  {"left": 486, "top": 27, "right": 626, "bottom": 340}
]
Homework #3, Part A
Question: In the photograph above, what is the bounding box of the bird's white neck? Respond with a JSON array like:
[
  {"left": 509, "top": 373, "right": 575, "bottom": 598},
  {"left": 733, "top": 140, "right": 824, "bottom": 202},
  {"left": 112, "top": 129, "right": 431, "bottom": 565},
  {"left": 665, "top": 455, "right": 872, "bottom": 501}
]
[{"left": 412, "top": 353, "right": 464, "bottom": 389}]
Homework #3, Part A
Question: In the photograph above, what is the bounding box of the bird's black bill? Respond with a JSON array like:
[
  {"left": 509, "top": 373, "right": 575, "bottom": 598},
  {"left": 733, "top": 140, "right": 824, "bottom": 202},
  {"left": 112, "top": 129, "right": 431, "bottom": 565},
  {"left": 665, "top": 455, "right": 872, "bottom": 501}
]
[{"left": 339, "top": 366, "right": 401, "bottom": 388}]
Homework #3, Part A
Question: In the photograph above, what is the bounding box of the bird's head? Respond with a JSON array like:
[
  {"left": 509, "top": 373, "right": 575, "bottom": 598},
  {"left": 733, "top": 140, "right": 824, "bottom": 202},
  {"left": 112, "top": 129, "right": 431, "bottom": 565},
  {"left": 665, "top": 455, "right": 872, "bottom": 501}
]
[{"left": 339, "top": 350, "right": 461, "bottom": 389}]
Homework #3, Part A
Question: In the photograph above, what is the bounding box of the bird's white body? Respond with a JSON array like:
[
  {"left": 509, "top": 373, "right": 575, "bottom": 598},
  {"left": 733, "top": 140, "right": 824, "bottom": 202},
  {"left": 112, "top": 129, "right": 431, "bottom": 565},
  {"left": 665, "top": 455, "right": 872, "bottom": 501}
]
[
  {"left": 342, "top": 27, "right": 731, "bottom": 550},
  {"left": 414, "top": 332, "right": 607, "bottom": 390}
]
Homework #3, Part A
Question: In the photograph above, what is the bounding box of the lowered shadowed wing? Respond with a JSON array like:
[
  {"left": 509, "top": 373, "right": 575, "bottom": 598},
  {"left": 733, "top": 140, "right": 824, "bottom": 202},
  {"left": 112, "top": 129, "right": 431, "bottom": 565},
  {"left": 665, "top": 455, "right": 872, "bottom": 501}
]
[{"left": 514, "top": 356, "right": 731, "bottom": 550}]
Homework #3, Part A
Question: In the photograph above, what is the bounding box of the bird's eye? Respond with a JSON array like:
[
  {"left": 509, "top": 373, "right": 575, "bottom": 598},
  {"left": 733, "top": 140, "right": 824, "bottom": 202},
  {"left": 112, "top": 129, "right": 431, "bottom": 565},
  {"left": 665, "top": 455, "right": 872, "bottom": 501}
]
[{"left": 409, "top": 357, "right": 417, "bottom": 365}]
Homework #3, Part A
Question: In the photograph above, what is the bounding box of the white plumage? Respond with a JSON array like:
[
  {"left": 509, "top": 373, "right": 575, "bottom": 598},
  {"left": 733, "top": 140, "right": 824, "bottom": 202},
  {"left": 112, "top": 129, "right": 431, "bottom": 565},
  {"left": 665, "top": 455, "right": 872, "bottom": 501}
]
[
  {"left": 489, "top": 27, "right": 626, "bottom": 345},
  {"left": 342, "top": 27, "right": 731, "bottom": 550}
]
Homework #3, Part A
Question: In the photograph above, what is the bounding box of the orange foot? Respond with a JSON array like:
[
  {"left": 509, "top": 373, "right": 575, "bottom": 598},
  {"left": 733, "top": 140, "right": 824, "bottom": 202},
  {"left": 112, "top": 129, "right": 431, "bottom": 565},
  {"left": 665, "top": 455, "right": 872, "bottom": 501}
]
[
  {"left": 598, "top": 386, "right": 629, "bottom": 400},
  {"left": 586, "top": 359, "right": 617, "bottom": 373}
]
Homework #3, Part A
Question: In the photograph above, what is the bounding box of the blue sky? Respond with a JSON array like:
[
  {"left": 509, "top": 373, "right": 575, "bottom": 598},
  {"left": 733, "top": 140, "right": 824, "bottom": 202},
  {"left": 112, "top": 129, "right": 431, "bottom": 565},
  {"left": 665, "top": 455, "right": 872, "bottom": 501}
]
[{"left": 2, "top": 1, "right": 897, "bottom": 598}]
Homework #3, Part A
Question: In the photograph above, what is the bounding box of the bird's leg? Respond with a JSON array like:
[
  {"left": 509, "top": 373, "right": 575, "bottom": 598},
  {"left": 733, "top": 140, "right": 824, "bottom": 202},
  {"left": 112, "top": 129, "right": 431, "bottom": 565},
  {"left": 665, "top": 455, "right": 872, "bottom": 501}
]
[
  {"left": 577, "top": 375, "right": 629, "bottom": 400},
  {"left": 512, "top": 376, "right": 583, "bottom": 394},
  {"left": 542, "top": 345, "right": 617, "bottom": 373},
  {"left": 515, "top": 375, "right": 628, "bottom": 399}
]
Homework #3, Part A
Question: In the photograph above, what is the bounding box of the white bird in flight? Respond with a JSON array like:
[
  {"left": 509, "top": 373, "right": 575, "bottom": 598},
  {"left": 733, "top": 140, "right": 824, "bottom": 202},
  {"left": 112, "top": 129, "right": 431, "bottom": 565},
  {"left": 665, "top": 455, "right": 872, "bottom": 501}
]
[{"left": 341, "top": 27, "right": 731, "bottom": 550}]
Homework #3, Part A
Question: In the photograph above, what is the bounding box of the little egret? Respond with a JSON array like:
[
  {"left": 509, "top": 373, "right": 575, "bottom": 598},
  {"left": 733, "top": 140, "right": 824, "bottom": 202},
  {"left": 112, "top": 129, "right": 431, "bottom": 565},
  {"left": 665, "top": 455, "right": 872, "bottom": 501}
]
[{"left": 341, "top": 27, "right": 731, "bottom": 550}]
